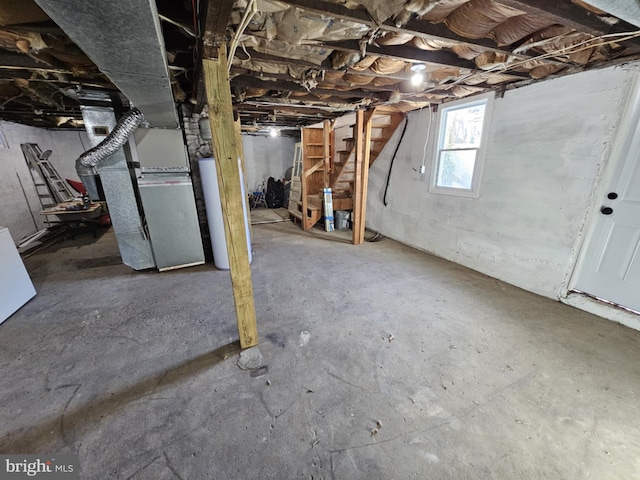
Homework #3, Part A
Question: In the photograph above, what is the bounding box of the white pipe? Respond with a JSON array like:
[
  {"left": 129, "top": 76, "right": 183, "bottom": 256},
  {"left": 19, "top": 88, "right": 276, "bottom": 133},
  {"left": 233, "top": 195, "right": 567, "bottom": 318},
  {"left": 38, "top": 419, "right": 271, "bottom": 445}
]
[{"left": 227, "top": 0, "right": 258, "bottom": 71}]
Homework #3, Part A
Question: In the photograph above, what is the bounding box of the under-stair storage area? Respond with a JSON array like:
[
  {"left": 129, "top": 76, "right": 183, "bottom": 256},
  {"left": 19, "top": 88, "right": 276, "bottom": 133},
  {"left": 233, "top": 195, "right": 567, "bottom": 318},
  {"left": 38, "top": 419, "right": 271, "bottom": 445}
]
[{"left": 289, "top": 108, "right": 404, "bottom": 244}]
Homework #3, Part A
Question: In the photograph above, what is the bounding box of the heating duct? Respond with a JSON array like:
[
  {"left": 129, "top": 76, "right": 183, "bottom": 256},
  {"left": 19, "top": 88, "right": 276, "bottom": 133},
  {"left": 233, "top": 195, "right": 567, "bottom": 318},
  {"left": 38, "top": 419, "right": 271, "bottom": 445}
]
[
  {"left": 35, "top": 0, "right": 178, "bottom": 127},
  {"left": 75, "top": 107, "right": 144, "bottom": 198},
  {"left": 77, "top": 98, "right": 155, "bottom": 271}
]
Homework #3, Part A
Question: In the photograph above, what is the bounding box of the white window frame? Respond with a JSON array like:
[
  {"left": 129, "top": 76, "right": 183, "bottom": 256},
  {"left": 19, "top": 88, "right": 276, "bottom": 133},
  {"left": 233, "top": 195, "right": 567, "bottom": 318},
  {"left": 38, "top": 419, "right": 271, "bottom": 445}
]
[{"left": 429, "top": 92, "right": 494, "bottom": 198}]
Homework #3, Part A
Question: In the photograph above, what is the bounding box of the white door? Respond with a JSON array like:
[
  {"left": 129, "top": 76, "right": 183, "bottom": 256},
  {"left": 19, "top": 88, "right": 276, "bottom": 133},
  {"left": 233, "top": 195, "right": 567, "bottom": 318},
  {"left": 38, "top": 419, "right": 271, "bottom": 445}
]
[{"left": 573, "top": 76, "right": 640, "bottom": 312}]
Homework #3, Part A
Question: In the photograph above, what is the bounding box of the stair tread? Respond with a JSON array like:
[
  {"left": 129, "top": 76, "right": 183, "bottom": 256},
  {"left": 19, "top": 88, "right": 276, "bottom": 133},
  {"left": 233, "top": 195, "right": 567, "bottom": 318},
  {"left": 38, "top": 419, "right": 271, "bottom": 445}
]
[
  {"left": 297, "top": 200, "right": 321, "bottom": 211},
  {"left": 343, "top": 137, "right": 388, "bottom": 143},
  {"left": 289, "top": 209, "right": 303, "bottom": 220}
]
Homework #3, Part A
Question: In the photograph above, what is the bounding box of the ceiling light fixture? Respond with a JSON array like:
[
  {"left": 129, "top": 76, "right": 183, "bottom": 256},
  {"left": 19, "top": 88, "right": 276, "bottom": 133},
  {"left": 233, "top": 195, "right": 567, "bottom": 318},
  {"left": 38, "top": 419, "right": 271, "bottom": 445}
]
[{"left": 410, "top": 64, "right": 426, "bottom": 86}]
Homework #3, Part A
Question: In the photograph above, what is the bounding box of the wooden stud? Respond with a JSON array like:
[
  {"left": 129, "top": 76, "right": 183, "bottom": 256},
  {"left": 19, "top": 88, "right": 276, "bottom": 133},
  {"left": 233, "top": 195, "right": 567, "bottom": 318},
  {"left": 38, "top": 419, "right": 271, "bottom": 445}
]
[
  {"left": 352, "top": 109, "right": 375, "bottom": 245},
  {"left": 203, "top": 48, "right": 258, "bottom": 349},
  {"left": 329, "top": 120, "right": 336, "bottom": 174},
  {"left": 352, "top": 110, "right": 364, "bottom": 245},
  {"left": 234, "top": 117, "right": 252, "bottom": 237},
  {"left": 357, "top": 110, "right": 374, "bottom": 245},
  {"left": 323, "top": 120, "right": 331, "bottom": 187},
  {"left": 301, "top": 128, "right": 309, "bottom": 230}
]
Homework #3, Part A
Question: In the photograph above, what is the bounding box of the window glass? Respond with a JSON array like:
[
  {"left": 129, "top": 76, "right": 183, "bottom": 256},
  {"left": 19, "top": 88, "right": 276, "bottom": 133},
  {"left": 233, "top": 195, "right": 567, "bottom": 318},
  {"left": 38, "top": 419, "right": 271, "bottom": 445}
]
[
  {"left": 431, "top": 93, "right": 493, "bottom": 197},
  {"left": 436, "top": 150, "right": 477, "bottom": 189}
]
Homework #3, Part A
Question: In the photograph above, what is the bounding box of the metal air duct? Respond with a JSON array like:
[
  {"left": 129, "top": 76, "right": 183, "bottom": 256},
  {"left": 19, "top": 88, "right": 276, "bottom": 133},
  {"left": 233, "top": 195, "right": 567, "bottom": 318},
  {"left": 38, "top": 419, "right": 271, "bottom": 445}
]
[
  {"left": 78, "top": 93, "right": 155, "bottom": 271},
  {"left": 35, "top": 0, "right": 178, "bottom": 127}
]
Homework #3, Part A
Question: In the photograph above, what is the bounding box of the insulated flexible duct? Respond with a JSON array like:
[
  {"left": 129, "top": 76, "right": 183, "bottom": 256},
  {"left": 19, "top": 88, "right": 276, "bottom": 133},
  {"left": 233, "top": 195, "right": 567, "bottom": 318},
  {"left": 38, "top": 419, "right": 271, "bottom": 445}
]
[
  {"left": 75, "top": 107, "right": 144, "bottom": 199},
  {"left": 78, "top": 107, "right": 144, "bottom": 168}
]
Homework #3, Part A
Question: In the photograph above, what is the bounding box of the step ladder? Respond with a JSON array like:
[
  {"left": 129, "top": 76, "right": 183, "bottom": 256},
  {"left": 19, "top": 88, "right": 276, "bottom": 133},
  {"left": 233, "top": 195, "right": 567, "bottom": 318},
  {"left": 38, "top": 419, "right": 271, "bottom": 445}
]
[
  {"left": 21, "top": 143, "right": 75, "bottom": 208},
  {"left": 288, "top": 142, "right": 302, "bottom": 212}
]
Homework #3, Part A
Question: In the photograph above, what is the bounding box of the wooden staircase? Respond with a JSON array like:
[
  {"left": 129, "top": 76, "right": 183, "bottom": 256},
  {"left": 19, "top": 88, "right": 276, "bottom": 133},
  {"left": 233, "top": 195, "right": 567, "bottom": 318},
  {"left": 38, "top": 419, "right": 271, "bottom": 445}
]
[
  {"left": 290, "top": 108, "right": 405, "bottom": 238},
  {"left": 331, "top": 107, "right": 404, "bottom": 197},
  {"left": 289, "top": 122, "right": 330, "bottom": 230}
]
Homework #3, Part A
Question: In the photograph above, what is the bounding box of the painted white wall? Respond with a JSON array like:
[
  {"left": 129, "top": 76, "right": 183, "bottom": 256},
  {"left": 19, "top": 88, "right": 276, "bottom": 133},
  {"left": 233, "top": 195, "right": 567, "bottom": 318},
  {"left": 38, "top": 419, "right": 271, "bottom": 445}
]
[
  {"left": 0, "top": 121, "right": 88, "bottom": 241},
  {"left": 367, "top": 64, "right": 637, "bottom": 300},
  {"left": 241, "top": 134, "right": 297, "bottom": 192}
]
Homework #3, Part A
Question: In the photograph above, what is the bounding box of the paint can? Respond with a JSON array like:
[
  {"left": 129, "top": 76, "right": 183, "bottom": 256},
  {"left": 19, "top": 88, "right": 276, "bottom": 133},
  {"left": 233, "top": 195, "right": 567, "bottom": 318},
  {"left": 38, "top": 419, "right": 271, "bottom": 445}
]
[{"left": 335, "top": 210, "right": 349, "bottom": 230}]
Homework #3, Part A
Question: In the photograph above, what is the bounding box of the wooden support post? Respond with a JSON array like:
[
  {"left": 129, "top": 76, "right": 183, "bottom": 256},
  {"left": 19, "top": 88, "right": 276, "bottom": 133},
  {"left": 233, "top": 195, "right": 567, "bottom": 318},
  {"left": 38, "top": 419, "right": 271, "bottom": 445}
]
[
  {"left": 352, "top": 109, "right": 374, "bottom": 245},
  {"left": 301, "top": 128, "right": 309, "bottom": 229},
  {"left": 329, "top": 120, "right": 336, "bottom": 174},
  {"left": 323, "top": 119, "right": 331, "bottom": 187},
  {"left": 203, "top": 48, "right": 258, "bottom": 349},
  {"left": 352, "top": 110, "right": 365, "bottom": 245},
  {"left": 234, "top": 117, "right": 252, "bottom": 237}
]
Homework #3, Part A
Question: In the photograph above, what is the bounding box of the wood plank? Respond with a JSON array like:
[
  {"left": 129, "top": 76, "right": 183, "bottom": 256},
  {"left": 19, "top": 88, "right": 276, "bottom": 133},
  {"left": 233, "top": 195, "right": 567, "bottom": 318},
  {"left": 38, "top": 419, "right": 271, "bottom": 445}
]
[
  {"left": 235, "top": 117, "right": 252, "bottom": 237},
  {"left": 357, "top": 110, "right": 374, "bottom": 245},
  {"left": 325, "top": 40, "right": 479, "bottom": 71},
  {"left": 329, "top": 120, "right": 336, "bottom": 174},
  {"left": 352, "top": 109, "right": 365, "bottom": 245},
  {"left": 202, "top": 0, "right": 235, "bottom": 59},
  {"left": 323, "top": 120, "right": 331, "bottom": 187},
  {"left": 230, "top": 74, "right": 388, "bottom": 100},
  {"left": 301, "top": 129, "right": 310, "bottom": 230},
  {"left": 203, "top": 49, "right": 258, "bottom": 349},
  {"left": 303, "top": 159, "right": 325, "bottom": 178},
  {"left": 497, "top": 0, "right": 640, "bottom": 49}
]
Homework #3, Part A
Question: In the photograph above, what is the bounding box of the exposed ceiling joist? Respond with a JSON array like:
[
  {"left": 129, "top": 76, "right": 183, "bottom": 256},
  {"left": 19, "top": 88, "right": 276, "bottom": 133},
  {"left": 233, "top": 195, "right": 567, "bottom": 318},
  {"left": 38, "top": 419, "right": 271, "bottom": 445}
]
[
  {"left": 231, "top": 74, "right": 389, "bottom": 100},
  {"left": 281, "top": 0, "right": 564, "bottom": 64},
  {"left": 237, "top": 48, "right": 332, "bottom": 70},
  {"left": 201, "top": 0, "right": 234, "bottom": 59},
  {"left": 230, "top": 67, "right": 411, "bottom": 93},
  {"left": 235, "top": 104, "right": 336, "bottom": 116},
  {"left": 0, "top": 51, "right": 55, "bottom": 70},
  {"left": 235, "top": 50, "right": 412, "bottom": 82},
  {"left": 325, "top": 40, "right": 477, "bottom": 70},
  {"left": 497, "top": 0, "right": 640, "bottom": 47}
]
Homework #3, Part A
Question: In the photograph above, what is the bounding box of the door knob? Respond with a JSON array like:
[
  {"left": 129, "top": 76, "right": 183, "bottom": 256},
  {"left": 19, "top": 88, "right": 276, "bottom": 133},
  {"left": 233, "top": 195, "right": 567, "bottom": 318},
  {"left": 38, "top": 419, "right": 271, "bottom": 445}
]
[
  {"left": 607, "top": 192, "right": 618, "bottom": 200},
  {"left": 601, "top": 206, "right": 613, "bottom": 215}
]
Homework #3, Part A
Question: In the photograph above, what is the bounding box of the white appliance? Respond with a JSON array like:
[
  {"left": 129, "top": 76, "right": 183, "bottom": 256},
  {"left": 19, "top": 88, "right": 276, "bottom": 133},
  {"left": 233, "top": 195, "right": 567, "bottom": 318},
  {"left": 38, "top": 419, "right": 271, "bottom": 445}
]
[{"left": 0, "top": 226, "right": 36, "bottom": 323}]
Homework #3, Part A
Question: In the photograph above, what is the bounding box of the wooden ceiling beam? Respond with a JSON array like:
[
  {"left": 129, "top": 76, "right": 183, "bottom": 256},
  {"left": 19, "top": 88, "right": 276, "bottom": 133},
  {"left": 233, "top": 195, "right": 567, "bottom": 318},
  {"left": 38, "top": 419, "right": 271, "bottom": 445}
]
[
  {"left": 230, "top": 74, "right": 389, "bottom": 100},
  {"left": 236, "top": 49, "right": 412, "bottom": 81},
  {"left": 201, "top": 0, "right": 234, "bottom": 59},
  {"left": 236, "top": 105, "right": 334, "bottom": 117},
  {"left": 0, "top": 51, "right": 51, "bottom": 69},
  {"left": 326, "top": 40, "right": 475, "bottom": 70},
  {"left": 240, "top": 34, "right": 530, "bottom": 79},
  {"left": 281, "top": 0, "right": 564, "bottom": 63},
  {"left": 236, "top": 48, "right": 333, "bottom": 70},
  {"left": 328, "top": 40, "right": 531, "bottom": 78},
  {"left": 496, "top": 0, "right": 640, "bottom": 48},
  {"left": 230, "top": 67, "right": 408, "bottom": 93}
]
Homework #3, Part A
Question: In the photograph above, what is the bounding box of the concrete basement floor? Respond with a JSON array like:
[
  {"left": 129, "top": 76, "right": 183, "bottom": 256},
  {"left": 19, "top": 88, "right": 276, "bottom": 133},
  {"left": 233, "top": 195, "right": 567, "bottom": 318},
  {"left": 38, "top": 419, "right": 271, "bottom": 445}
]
[{"left": 1, "top": 222, "right": 640, "bottom": 479}]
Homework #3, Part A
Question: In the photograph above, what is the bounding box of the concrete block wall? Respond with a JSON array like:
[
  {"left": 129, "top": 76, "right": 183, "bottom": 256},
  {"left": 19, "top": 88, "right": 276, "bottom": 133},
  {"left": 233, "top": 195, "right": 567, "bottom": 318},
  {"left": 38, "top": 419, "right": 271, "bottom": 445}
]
[
  {"left": 0, "top": 121, "right": 88, "bottom": 241},
  {"left": 366, "top": 64, "right": 637, "bottom": 300}
]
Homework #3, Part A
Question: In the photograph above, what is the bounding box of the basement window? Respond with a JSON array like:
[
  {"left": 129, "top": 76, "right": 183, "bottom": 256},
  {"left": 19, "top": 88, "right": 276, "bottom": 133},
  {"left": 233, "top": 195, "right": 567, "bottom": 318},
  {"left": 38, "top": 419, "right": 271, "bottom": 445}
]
[{"left": 430, "top": 92, "right": 494, "bottom": 198}]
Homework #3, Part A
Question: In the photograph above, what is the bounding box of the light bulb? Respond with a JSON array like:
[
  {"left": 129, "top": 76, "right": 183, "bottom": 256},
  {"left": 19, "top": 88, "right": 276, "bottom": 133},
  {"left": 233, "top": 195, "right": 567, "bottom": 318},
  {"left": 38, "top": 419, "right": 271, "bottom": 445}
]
[
  {"left": 410, "top": 64, "right": 426, "bottom": 87},
  {"left": 270, "top": 127, "right": 278, "bottom": 137}
]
